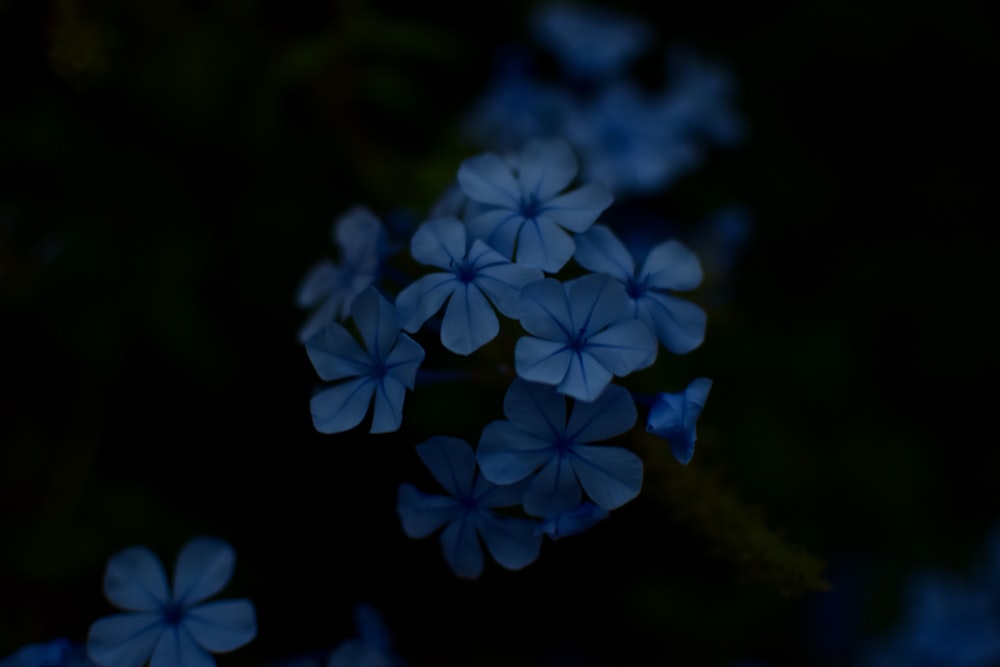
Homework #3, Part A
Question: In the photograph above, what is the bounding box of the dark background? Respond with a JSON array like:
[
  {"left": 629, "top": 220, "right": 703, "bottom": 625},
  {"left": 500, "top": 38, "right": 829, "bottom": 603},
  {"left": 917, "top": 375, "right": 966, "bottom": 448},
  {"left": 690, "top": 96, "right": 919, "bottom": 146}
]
[{"left": 1, "top": 1, "right": 997, "bottom": 665}]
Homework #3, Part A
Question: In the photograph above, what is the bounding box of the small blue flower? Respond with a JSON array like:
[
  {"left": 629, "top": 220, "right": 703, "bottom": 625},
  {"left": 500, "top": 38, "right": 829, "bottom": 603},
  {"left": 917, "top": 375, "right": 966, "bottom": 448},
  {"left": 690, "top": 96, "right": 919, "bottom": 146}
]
[
  {"left": 514, "top": 274, "right": 656, "bottom": 401},
  {"left": 574, "top": 224, "right": 707, "bottom": 354},
  {"left": 536, "top": 502, "right": 609, "bottom": 540},
  {"left": 395, "top": 217, "right": 542, "bottom": 355},
  {"left": 646, "top": 378, "right": 713, "bottom": 465},
  {"left": 296, "top": 206, "right": 385, "bottom": 343},
  {"left": 458, "top": 138, "right": 613, "bottom": 273},
  {"left": 478, "top": 379, "right": 642, "bottom": 518},
  {"left": 86, "top": 537, "right": 256, "bottom": 667},
  {"left": 328, "top": 603, "right": 403, "bottom": 667},
  {"left": 306, "top": 287, "right": 425, "bottom": 434},
  {"left": 397, "top": 436, "right": 542, "bottom": 579},
  {"left": 1, "top": 639, "right": 95, "bottom": 667}
]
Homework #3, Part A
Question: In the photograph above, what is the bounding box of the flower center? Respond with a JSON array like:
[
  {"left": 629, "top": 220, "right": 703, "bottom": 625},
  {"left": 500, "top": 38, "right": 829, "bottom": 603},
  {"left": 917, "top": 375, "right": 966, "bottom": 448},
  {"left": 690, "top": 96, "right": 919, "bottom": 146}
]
[
  {"left": 624, "top": 275, "right": 647, "bottom": 300},
  {"left": 519, "top": 194, "right": 543, "bottom": 220},
  {"left": 163, "top": 602, "right": 185, "bottom": 627},
  {"left": 371, "top": 360, "right": 388, "bottom": 379},
  {"left": 554, "top": 433, "right": 574, "bottom": 454},
  {"left": 454, "top": 260, "right": 477, "bottom": 284},
  {"left": 568, "top": 327, "right": 589, "bottom": 352}
]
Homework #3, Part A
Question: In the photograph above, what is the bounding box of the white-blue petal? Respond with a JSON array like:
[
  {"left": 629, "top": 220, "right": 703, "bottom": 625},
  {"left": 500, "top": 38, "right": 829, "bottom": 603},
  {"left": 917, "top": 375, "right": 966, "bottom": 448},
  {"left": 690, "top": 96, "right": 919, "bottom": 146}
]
[
  {"left": 570, "top": 444, "right": 643, "bottom": 510},
  {"left": 478, "top": 420, "right": 558, "bottom": 485},
  {"left": 458, "top": 153, "right": 521, "bottom": 209},
  {"left": 567, "top": 273, "right": 629, "bottom": 334},
  {"left": 585, "top": 319, "right": 658, "bottom": 375},
  {"left": 556, "top": 350, "right": 613, "bottom": 402},
  {"left": 440, "top": 283, "right": 499, "bottom": 355},
  {"left": 439, "top": 515, "right": 484, "bottom": 579},
  {"left": 641, "top": 239, "right": 703, "bottom": 291},
  {"left": 383, "top": 334, "right": 424, "bottom": 390},
  {"left": 172, "top": 538, "right": 235, "bottom": 607},
  {"left": 503, "top": 378, "right": 568, "bottom": 440},
  {"left": 517, "top": 279, "right": 573, "bottom": 340},
  {"left": 395, "top": 273, "right": 456, "bottom": 333},
  {"left": 370, "top": 378, "right": 406, "bottom": 434},
  {"left": 523, "top": 455, "right": 583, "bottom": 517},
  {"left": 465, "top": 207, "right": 522, "bottom": 259},
  {"left": 350, "top": 288, "right": 400, "bottom": 362},
  {"left": 396, "top": 484, "right": 458, "bottom": 538},
  {"left": 572, "top": 225, "right": 634, "bottom": 280},
  {"left": 310, "top": 378, "right": 376, "bottom": 434},
  {"left": 102, "top": 547, "right": 170, "bottom": 612},
  {"left": 638, "top": 291, "right": 707, "bottom": 354},
  {"left": 469, "top": 240, "right": 543, "bottom": 318},
  {"left": 514, "top": 217, "right": 575, "bottom": 273},
  {"left": 87, "top": 613, "right": 165, "bottom": 667},
  {"left": 295, "top": 260, "right": 336, "bottom": 308},
  {"left": 149, "top": 625, "right": 214, "bottom": 667},
  {"left": 476, "top": 513, "right": 542, "bottom": 571},
  {"left": 514, "top": 337, "right": 574, "bottom": 388},
  {"left": 516, "top": 138, "right": 577, "bottom": 201},
  {"left": 183, "top": 599, "right": 257, "bottom": 653},
  {"left": 538, "top": 502, "right": 609, "bottom": 540},
  {"left": 305, "top": 322, "right": 372, "bottom": 381},
  {"left": 409, "top": 217, "right": 466, "bottom": 269},
  {"left": 565, "top": 383, "right": 637, "bottom": 443},
  {"left": 416, "top": 437, "right": 477, "bottom": 498},
  {"left": 539, "top": 182, "right": 613, "bottom": 233}
]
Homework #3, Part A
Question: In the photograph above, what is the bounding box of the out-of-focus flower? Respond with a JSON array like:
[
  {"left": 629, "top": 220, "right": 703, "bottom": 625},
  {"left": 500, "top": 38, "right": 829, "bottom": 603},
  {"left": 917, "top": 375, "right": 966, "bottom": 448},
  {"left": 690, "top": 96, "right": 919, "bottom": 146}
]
[
  {"left": 328, "top": 603, "right": 403, "bottom": 667},
  {"left": 646, "top": 378, "right": 713, "bottom": 465}
]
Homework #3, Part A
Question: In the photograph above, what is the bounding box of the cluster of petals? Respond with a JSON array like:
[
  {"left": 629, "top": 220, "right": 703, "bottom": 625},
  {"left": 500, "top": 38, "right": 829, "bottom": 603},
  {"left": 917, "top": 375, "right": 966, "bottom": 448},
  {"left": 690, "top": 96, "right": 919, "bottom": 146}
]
[
  {"left": 574, "top": 224, "right": 707, "bottom": 355},
  {"left": 395, "top": 217, "right": 542, "bottom": 355},
  {"left": 646, "top": 377, "right": 713, "bottom": 465},
  {"left": 457, "top": 138, "right": 612, "bottom": 273},
  {"left": 514, "top": 273, "right": 656, "bottom": 402},
  {"left": 397, "top": 437, "right": 541, "bottom": 579},
  {"left": 86, "top": 537, "right": 256, "bottom": 667},
  {"left": 306, "top": 287, "right": 424, "bottom": 434},
  {"left": 477, "top": 379, "right": 643, "bottom": 518}
]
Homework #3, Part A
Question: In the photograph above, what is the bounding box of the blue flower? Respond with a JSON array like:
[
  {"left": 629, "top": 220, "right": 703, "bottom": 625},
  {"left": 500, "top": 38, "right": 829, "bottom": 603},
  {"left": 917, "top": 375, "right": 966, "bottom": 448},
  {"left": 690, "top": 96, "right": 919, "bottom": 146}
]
[
  {"left": 306, "top": 287, "right": 425, "bottom": 434},
  {"left": 478, "top": 379, "right": 642, "bottom": 518},
  {"left": 397, "top": 436, "right": 542, "bottom": 579},
  {"left": 646, "top": 378, "right": 713, "bottom": 465},
  {"left": 296, "top": 206, "right": 385, "bottom": 343},
  {"left": 574, "top": 225, "right": 707, "bottom": 355},
  {"left": 530, "top": 3, "right": 654, "bottom": 80},
  {"left": 395, "top": 217, "right": 542, "bottom": 355},
  {"left": 86, "top": 537, "right": 256, "bottom": 667},
  {"left": 328, "top": 603, "right": 403, "bottom": 667},
  {"left": 514, "top": 274, "right": 656, "bottom": 401},
  {"left": 458, "top": 138, "right": 613, "bottom": 273},
  {"left": 660, "top": 48, "right": 745, "bottom": 149},
  {"left": 536, "top": 502, "right": 609, "bottom": 540},
  {"left": 1, "top": 639, "right": 95, "bottom": 667}
]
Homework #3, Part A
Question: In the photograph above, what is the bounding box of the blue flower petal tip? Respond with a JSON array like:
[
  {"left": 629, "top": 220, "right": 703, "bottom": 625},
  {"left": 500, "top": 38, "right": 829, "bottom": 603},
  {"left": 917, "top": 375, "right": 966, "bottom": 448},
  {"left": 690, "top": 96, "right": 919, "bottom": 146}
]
[
  {"left": 646, "top": 377, "right": 713, "bottom": 465},
  {"left": 537, "top": 502, "right": 610, "bottom": 540}
]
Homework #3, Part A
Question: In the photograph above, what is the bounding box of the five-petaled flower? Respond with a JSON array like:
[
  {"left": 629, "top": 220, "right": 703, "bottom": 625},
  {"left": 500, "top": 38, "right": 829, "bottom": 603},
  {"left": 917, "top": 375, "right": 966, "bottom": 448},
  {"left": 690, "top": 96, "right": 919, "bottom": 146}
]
[
  {"left": 395, "top": 217, "right": 542, "bottom": 355},
  {"left": 646, "top": 377, "right": 713, "bottom": 465},
  {"left": 86, "top": 537, "right": 256, "bottom": 667},
  {"left": 397, "top": 436, "right": 542, "bottom": 579},
  {"left": 306, "top": 287, "right": 425, "bottom": 434},
  {"left": 514, "top": 273, "right": 656, "bottom": 401},
  {"left": 478, "top": 379, "right": 643, "bottom": 518},
  {"left": 458, "top": 138, "right": 612, "bottom": 273}
]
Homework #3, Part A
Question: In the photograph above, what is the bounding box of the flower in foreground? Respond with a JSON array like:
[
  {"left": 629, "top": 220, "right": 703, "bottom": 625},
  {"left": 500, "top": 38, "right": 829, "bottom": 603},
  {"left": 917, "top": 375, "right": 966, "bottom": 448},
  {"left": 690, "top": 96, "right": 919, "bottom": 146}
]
[
  {"left": 86, "top": 537, "right": 256, "bottom": 667},
  {"left": 458, "top": 138, "right": 612, "bottom": 273},
  {"left": 646, "top": 377, "right": 713, "bottom": 465},
  {"left": 395, "top": 217, "right": 542, "bottom": 355},
  {"left": 306, "top": 287, "right": 425, "bottom": 434},
  {"left": 397, "top": 436, "right": 541, "bottom": 579},
  {"left": 515, "top": 274, "right": 656, "bottom": 401},
  {"left": 575, "top": 224, "right": 706, "bottom": 354},
  {"left": 478, "top": 379, "right": 642, "bottom": 518}
]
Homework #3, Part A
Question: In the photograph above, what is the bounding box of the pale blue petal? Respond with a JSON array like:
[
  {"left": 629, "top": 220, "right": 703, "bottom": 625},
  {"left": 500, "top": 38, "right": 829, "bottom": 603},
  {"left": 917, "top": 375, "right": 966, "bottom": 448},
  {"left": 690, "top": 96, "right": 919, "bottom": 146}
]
[
  {"left": 517, "top": 279, "right": 573, "bottom": 340},
  {"left": 305, "top": 322, "right": 371, "bottom": 381},
  {"left": 523, "top": 456, "right": 583, "bottom": 517},
  {"left": 149, "top": 626, "right": 214, "bottom": 667},
  {"left": 474, "top": 476, "right": 529, "bottom": 508},
  {"left": 440, "top": 283, "right": 499, "bottom": 355},
  {"left": 465, "top": 207, "right": 521, "bottom": 259},
  {"left": 416, "top": 437, "right": 477, "bottom": 498},
  {"left": 639, "top": 292, "right": 707, "bottom": 354},
  {"left": 396, "top": 484, "right": 458, "bottom": 538},
  {"left": 565, "top": 383, "right": 637, "bottom": 442},
  {"left": 514, "top": 338, "right": 573, "bottom": 390},
  {"left": 103, "top": 547, "right": 170, "bottom": 612},
  {"left": 556, "top": 351, "right": 613, "bottom": 402},
  {"left": 641, "top": 239, "right": 703, "bottom": 290},
  {"left": 469, "top": 240, "right": 543, "bottom": 318},
  {"left": 570, "top": 444, "right": 643, "bottom": 510},
  {"left": 683, "top": 378, "right": 713, "bottom": 430},
  {"left": 395, "top": 273, "right": 457, "bottom": 333},
  {"left": 515, "top": 218, "right": 575, "bottom": 273},
  {"left": 310, "top": 378, "right": 376, "bottom": 434},
  {"left": 458, "top": 153, "right": 520, "bottom": 208},
  {"left": 183, "top": 600, "right": 256, "bottom": 652},
  {"left": 295, "top": 260, "right": 336, "bottom": 308},
  {"left": 478, "top": 421, "right": 557, "bottom": 485},
  {"left": 539, "top": 182, "right": 613, "bottom": 233},
  {"left": 439, "top": 516, "right": 484, "bottom": 579},
  {"left": 353, "top": 603, "right": 391, "bottom": 648},
  {"left": 572, "top": 225, "right": 634, "bottom": 280},
  {"left": 516, "top": 138, "right": 577, "bottom": 201},
  {"left": 370, "top": 378, "right": 406, "bottom": 433},
  {"left": 476, "top": 513, "right": 542, "bottom": 571},
  {"left": 538, "top": 502, "right": 609, "bottom": 540},
  {"left": 646, "top": 378, "right": 712, "bottom": 465},
  {"left": 503, "top": 377, "right": 567, "bottom": 436},
  {"left": 409, "top": 217, "right": 466, "bottom": 269},
  {"left": 297, "top": 295, "right": 341, "bottom": 344},
  {"left": 350, "top": 288, "right": 400, "bottom": 362},
  {"left": 567, "top": 273, "right": 629, "bottom": 334},
  {"left": 87, "top": 613, "right": 165, "bottom": 667},
  {"left": 172, "top": 538, "right": 234, "bottom": 606},
  {"left": 585, "top": 319, "right": 658, "bottom": 375},
  {"left": 383, "top": 334, "right": 425, "bottom": 389},
  {"left": 334, "top": 206, "right": 383, "bottom": 261}
]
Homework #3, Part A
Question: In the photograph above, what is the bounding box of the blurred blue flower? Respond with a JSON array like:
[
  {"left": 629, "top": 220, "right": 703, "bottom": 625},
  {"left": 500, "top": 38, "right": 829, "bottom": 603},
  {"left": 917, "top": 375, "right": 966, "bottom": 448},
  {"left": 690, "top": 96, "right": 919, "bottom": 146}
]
[
  {"left": 574, "top": 225, "right": 707, "bottom": 355},
  {"left": 397, "top": 436, "right": 542, "bottom": 579},
  {"left": 478, "top": 379, "right": 641, "bottom": 517},
  {"left": 530, "top": 3, "right": 654, "bottom": 80},
  {"left": 296, "top": 206, "right": 385, "bottom": 343},
  {"left": 395, "top": 217, "right": 542, "bottom": 355},
  {"left": 306, "top": 287, "right": 425, "bottom": 434},
  {"left": 458, "top": 138, "right": 613, "bottom": 273},
  {"left": 328, "top": 603, "right": 403, "bottom": 667},
  {"left": 1, "top": 639, "right": 94, "bottom": 667},
  {"left": 660, "top": 48, "right": 745, "bottom": 148},
  {"left": 86, "top": 537, "right": 256, "bottom": 667},
  {"left": 536, "top": 502, "right": 609, "bottom": 540},
  {"left": 646, "top": 377, "right": 713, "bottom": 465},
  {"left": 514, "top": 274, "right": 656, "bottom": 401}
]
